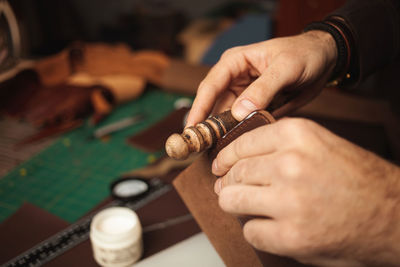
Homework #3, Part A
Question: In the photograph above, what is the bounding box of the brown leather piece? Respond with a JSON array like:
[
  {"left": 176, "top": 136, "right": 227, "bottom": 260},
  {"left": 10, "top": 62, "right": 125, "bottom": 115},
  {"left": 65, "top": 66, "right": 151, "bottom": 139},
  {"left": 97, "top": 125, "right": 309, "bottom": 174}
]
[
  {"left": 128, "top": 107, "right": 189, "bottom": 152},
  {"left": 0, "top": 203, "right": 69, "bottom": 265},
  {"left": 173, "top": 155, "right": 263, "bottom": 267},
  {"left": 0, "top": 69, "right": 94, "bottom": 143},
  {"left": 34, "top": 43, "right": 170, "bottom": 87},
  {"left": 174, "top": 111, "right": 309, "bottom": 267},
  {"left": 0, "top": 43, "right": 174, "bottom": 144}
]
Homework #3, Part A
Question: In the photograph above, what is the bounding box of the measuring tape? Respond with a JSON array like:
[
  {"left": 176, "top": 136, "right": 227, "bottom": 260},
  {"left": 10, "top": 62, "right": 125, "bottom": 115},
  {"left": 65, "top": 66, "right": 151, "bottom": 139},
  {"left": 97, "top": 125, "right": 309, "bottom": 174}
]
[{"left": 2, "top": 179, "right": 172, "bottom": 267}]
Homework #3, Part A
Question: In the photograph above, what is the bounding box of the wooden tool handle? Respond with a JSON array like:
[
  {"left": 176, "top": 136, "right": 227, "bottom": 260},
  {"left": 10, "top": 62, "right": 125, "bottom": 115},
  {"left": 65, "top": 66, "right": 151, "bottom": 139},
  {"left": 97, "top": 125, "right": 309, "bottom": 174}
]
[{"left": 165, "top": 110, "right": 238, "bottom": 160}]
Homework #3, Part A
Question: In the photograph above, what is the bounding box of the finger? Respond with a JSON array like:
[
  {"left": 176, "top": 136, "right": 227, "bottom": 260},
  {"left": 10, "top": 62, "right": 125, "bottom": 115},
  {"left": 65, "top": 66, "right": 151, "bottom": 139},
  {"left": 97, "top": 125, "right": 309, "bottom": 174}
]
[
  {"left": 212, "top": 124, "right": 281, "bottom": 176},
  {"left": 211, "top": 90, "right": 237, "bottom": 115},
  {"left": 242, "top": 218, "right": 283, "bottom": 254},
  {"left": 186, "top": 62, "right": 234, "bottom": 126},
  {"left": 214, "top": 178, "right": 222, "bottom": 195},
  {"left": 231, "top": 60, "right": 300, "bottom": 121},
  {"left": 219, "top": 184, "right": 282, "bottom": 218},
  {"left": 220, "top": 154, "right": 276, "bottom": 187}
]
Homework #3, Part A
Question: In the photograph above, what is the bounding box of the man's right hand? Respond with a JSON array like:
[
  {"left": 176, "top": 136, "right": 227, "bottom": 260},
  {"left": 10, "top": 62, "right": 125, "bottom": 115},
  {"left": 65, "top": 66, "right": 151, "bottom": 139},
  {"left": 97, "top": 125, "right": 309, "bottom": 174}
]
[{"left": 186, "top": 30, "right": 337, "bottom": 126}]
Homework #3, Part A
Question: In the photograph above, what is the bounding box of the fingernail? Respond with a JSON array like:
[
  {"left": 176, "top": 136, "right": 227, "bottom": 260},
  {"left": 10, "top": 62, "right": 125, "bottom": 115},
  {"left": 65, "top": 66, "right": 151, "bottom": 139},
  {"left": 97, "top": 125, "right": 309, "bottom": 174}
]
[
  {"left": 234, "top": 99, "right": 257, "bottom": 120},
  {"left": 214, "top": 179, "right": 222, "bottom": 194},
  {"left": 212, "top": 160, "right": 219, "bottom": 174}
]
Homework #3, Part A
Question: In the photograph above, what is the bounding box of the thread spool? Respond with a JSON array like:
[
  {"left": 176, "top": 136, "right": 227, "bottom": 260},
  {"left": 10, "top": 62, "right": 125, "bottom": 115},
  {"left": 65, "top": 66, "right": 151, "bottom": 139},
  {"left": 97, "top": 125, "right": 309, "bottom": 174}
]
[
  {"left": 165, "top": 110, "right": 238, "bottom": 160},
  {"left": 90, "top": 207, "right": 143, "bottom": 267}
]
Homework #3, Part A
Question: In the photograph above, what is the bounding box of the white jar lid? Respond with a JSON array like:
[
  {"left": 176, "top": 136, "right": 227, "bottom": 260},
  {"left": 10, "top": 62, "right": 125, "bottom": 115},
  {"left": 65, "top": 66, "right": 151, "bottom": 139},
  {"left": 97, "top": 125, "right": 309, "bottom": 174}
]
[{"left": 90, "top": 207, "right": 142, "bottom": 246}]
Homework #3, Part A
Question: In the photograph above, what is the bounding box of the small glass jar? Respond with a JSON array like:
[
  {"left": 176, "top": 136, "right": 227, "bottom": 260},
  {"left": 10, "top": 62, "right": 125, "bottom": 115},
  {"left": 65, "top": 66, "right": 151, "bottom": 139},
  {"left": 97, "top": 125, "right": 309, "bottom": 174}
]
[{"left": 90, "top": 207, "right": 143, "bottom": 267}]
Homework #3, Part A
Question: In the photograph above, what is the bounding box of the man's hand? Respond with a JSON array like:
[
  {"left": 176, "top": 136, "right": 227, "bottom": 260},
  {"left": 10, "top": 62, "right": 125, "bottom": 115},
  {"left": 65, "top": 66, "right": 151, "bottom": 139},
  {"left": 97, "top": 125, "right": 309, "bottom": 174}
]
[
  {"left": 212, "top": 118, "right": 400, "bottom": 266},
  {"left": 186, "top": 31, "right": 337, "bottom": 126}
]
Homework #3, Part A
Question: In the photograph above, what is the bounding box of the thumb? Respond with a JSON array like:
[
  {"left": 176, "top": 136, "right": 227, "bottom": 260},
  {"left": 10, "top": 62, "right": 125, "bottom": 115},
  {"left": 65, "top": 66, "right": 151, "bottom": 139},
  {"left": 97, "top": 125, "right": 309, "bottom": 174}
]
[{"left": 231, "top": 62, "right": 297, "bottom": 121}]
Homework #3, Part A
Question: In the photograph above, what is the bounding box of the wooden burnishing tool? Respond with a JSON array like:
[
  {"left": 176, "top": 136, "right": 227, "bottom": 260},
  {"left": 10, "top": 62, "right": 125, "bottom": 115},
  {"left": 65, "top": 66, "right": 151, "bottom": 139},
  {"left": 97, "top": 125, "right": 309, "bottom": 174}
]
[{"left": 165, "top": 110, "right": 239, "bottom": 160}]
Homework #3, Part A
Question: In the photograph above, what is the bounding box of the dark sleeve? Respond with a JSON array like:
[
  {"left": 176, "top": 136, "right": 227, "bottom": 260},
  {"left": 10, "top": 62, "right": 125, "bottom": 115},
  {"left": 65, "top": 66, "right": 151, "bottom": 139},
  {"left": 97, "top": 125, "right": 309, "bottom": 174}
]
[{"left": 328, "top": 0, "right": 400, "bottom": 85}]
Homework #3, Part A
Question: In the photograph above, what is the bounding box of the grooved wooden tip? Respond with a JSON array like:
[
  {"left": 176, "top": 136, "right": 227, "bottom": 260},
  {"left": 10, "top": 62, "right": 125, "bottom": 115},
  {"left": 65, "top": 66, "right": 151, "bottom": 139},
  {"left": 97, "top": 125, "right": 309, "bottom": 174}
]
[
  {"left": 165, "top": 133, "right": 189, "bottom": 160},
  {"left": 165, "top": 110, "right": 239, "bottom": 160}
]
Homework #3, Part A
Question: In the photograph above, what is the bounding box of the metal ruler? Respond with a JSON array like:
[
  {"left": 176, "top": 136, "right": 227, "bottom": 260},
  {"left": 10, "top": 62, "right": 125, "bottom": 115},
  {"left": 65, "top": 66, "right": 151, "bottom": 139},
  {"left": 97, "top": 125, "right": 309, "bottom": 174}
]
[{"left": 1, "top": 180, "right": 172, "bottom": 267}]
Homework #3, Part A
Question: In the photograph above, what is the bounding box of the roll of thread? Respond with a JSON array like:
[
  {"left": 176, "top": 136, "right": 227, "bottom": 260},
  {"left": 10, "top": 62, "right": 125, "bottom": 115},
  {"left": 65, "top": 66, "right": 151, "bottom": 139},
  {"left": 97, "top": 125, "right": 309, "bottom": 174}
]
[{"left": 90, "top": 207, "right": 143, "bottom": 267}]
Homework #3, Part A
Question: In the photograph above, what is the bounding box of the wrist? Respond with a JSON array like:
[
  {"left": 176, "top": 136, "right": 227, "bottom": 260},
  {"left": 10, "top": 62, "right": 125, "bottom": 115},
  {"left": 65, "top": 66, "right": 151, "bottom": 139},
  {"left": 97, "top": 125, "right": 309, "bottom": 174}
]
[
  {"left": 303, "top": 30, "right": 337, "bottom": 74},
  {"left": 304, "top": 20, "right": 352, "bottom": 87},
  {"left": 302, "top": 30, "right": 338, "bottom": 81}
]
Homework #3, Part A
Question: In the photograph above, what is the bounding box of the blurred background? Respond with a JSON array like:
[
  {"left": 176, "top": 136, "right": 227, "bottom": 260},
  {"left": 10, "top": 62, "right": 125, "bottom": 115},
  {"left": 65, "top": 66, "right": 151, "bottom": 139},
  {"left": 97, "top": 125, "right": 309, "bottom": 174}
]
[{"left": 0, "top": 0, "right": 399, "bottom": 265}]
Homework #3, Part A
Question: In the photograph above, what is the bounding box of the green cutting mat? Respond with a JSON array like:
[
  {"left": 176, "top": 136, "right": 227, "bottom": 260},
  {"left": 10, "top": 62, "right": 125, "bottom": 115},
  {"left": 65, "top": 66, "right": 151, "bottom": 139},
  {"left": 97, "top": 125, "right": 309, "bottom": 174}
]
[{"left": 0, "top": 89, "right": 186, "bottom": 223}]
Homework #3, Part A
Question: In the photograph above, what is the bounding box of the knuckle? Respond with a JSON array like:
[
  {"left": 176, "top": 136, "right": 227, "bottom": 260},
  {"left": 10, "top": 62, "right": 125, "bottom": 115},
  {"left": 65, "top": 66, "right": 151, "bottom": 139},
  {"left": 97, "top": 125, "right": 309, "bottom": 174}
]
[
  {"left": 278, "top": 118, "right": 314, "bottom": 145},
  {"left": 230, "top": 159, "right": 247, "bottom": 184},
  {"left": 221, "top": 46, "right": 242, "bottom": 59},
  {"left": 233, "top": 135, "right": 247, "bottom": 158},
  {"left": 198, "top": 65, "right": 223, "bottom": 92},
  {"left": 279, "top": 118, "right": 305, "bottom": 134},
  {"left": 197, "top": 80, "right": 207, "bottom": 91},
  {"left": 223, "top": 171, "right": 234, "bottom": 187},
  {"left": 243, "top": 222, "right": 266, "bottom": 250},
  {"left": 219, "top": 187, "right": 244, "bottom": 212},
  {"left": 220, "top": 48, "right": 234, "bottom": 60},
  {"left": 218, "top": 188, "right": 234, "bottom": 211},
  {"left": 202, "top": 80, "right": 219, "bottom": 93},
  {"left": 277, "top": 151, "right": 304, "bottom": 179},
  {"left": 215, "top": 154, "right": 228, "bottom": 173},
  {"left": 291, "top": 118, "right": 316, "bottom": 133}
]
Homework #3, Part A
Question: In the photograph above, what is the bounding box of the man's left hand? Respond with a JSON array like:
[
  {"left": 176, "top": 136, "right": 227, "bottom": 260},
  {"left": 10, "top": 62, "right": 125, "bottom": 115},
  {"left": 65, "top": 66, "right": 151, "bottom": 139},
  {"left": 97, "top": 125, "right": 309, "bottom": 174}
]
[{"left": 212, "top": 118, "right": 400, "bottom": 266}]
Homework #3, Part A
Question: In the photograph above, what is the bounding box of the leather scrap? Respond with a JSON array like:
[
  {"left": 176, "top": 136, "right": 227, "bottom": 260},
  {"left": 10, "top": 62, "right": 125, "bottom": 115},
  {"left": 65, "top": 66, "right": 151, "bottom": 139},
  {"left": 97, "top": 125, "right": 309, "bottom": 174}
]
[{"left": 173, "top": 155, "right": 263, "bottom": 267}]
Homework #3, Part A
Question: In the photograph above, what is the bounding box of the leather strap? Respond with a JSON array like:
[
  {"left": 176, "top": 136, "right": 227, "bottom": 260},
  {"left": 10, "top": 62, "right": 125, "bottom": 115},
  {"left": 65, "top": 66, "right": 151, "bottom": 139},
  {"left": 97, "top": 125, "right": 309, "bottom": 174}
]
[{"left": 209, "top": 110, "right": 275, "bottom": 160}]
